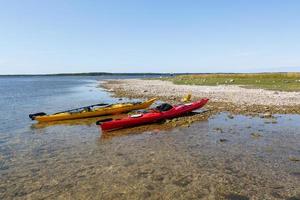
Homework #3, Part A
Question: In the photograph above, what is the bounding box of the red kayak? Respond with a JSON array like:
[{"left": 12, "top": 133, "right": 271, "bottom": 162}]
[{"left": 96, "top": 98, "right": 209, "bottom": 131}]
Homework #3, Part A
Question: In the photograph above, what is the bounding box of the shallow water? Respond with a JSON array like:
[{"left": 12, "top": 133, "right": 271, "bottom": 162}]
[{"left": 0, "top": 76, "right": 300, "bottom": 199}]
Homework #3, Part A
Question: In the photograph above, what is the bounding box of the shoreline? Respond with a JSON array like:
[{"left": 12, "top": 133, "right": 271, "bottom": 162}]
[
  {"left": 98, "top": 79, "right": 300, "bottom": 199},
  {"left": 100, "top": 79, "right": 300, "bottom": 115}
]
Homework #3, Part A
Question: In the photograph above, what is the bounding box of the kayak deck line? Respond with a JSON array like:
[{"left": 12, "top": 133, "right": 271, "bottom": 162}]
[
  {"left": 98, "top": 98, "right": 209, "bottom": 132},
  {"left": 29, "top": 98, "right": 157, "bottom": 122}
]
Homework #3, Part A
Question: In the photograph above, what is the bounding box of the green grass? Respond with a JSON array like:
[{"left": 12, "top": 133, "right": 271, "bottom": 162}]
[{"left": 160, "top": 73, "right": 300, "bottom": 92}]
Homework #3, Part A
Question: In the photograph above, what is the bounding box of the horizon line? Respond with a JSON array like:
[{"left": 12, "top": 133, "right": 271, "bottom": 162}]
[{"left": 1, "top": 71, "right": 300, "bottom": 76}]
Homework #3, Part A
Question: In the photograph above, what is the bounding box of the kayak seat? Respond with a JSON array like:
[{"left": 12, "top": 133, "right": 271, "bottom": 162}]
[
  {"left": 156, "top": 103, "right": 173, "bottom": 112},
  {"left": 83, "top": 107, "right": 92, "bottom": 112}
]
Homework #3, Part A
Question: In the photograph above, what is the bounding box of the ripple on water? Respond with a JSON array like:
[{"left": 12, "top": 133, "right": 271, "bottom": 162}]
[{"left": 0, "top": 113, "right": 300, "bottom": 199}]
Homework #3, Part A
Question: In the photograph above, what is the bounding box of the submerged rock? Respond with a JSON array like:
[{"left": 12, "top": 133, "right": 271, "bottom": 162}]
[
  {"left": 261, "top": 112, "right": 272, "bottom": 118},
  {"left": 172, "top": 175, "right": 193, "bottom": 187},
  {"left": 219, "top": 138, "right": 228, "bottom": 143},
  {"left": 181, "top": 123, "right": 191, "bottom": 128},
  {"left": 213, "top": 127, "right": 223, "bottom": 133},
  {"left": 227, "top": 114, "right": 234, "bottom": 119},
  {"left": 224, "top": 193, "right": 250, "bottom": 200},
  {"left": 264, "top": 118, "right": 277, "bottom": 124},
  {"left": 288, "top": 156, "right": 300, "bottom": 162},
  {"left": 251, "top": 132, "right": 262, "bottom": 138}
]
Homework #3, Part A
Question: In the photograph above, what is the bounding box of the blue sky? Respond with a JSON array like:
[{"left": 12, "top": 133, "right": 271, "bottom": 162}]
[{"left": 0, "top": 0, "right": 299, "bottom": 74}]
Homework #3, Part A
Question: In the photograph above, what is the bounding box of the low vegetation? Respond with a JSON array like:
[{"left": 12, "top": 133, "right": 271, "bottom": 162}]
[{"left": 161, "top": 73, "right": 300, "bottom": 91}]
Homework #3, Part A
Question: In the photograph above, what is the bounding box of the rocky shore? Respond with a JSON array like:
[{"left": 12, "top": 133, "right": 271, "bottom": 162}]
[
  {"left": 100, "top": 79, "right": 300, "bottom": 115},
  {"left": 97, "top": 78, "right": 300, "bottom": 199}
]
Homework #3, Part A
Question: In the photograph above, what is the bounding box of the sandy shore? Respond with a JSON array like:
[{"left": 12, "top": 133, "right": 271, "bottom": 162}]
[{"left": 101, "top": 79, "right": 300, "bottom": 114}]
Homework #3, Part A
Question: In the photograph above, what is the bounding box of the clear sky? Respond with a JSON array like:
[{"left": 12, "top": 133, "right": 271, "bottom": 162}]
[{"left": 0, "top": 0, "right": 299, "bottom": 74}]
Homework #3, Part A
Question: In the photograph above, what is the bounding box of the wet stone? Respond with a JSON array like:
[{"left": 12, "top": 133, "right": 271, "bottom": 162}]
[
  {"left": 111, "top": 192, "right": 124, "bottom": 199},
  {"left": 116, "top": 152, "right": 124, "bottom": 156},
  {"left": 288, "top": 156, "right": 300, "bottom": 162},
  {"left": 286, "top": 197, "right": 300, "bottom": 200},
  {"left": 251, "top": 132, "right": 262, "bottom": 138},
  {"left": 124, "top": 160, "right": 135, "bottom": 167},
  {"left": 14, "top": 190, "right": 28, "bottom": 197},
  {"left": 264, "top": 118, "right": 278, "bottom": 124},
  {"left": 290, "top": 172, "right": 300, "bottom": 178},
  {"left": 197, "top": 192, "right": 207, "bottom": 199},
  {"left": 145, "top": 184, "right": 155, "bottom": 191},
  {"left": 213, "top": 127, "right": 223, "bottom": 133},
  {"left": 271, "top": 191, "right": 283, "bottom": 198},
  {"left": 0, "top": 187, "right": 6, "bottom": 193},
  {"left": 227, "top": 114, "right": 234, "bottom": 119},
  {"left": 262, "top": 112, "right": 272, "bottom": 118},
  {"left": 142, "top": 191, "right": 151, "bottom": 198},
  {"left": 172, "top": 175, "right": 193, "bottom": 187},
  {"left": 224, "top": 193, "right": 250, "bottom": 200},
  {"left": 0, "top": 163, "right": 9, "bottom": 170},
  {"left": 151, "top": 173, "right": 165, "bottom": 182},
  {"left": 272, "top": 185, "right": 284, "bottom": 190},
  {"left": 137, "top": 169, "right": 154, "bottom": 178},
  {"left": 219, "top": 138, "right": 228, "bottom": 143},
  {"left": 181, "top": 123, "right": 191, "bottom": 128}
]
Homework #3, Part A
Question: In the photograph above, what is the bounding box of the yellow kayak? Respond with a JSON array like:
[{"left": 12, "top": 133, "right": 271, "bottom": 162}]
[{"left": 29, "top": 98, "right": 156, "bottom": 122}]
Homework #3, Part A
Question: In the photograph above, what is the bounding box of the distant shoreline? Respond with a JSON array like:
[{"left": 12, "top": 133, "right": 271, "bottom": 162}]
[
  {"left": 0, "top": 72, "right": 172, "bottom": 77},
  {"left": 1, "top": 72, "right": 299, "bottom": 77}
]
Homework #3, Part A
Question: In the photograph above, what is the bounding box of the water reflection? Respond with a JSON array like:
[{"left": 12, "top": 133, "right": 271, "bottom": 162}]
[
  {"left": 1, "top": 113, "right": 300, "bottom": 199},
  {"left": 30, "top": 114, "right": 127, "bottom": 130},
  {"left": 100, "top": 110, "right": 210, "bottom": 140}
]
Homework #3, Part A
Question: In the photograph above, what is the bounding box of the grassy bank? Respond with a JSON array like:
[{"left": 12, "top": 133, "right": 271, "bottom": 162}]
[{"left": 160, "top": 73, "right": 300, "bottom": 91}]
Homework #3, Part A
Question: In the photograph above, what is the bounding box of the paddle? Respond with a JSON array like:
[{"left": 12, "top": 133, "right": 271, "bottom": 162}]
[{"left": 53, "top": 103, "right": 110, "bottom": 115}]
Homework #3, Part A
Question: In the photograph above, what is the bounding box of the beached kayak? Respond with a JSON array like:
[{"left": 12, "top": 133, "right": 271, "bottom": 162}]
[
  {"left": 97, "top": 98, "right": 209, "bottom": 131},
  {"left": 29, "top": 98, "right": 156, "bottom": 122}
]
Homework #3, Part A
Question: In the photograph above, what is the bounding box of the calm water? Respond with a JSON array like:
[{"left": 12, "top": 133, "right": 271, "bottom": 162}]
[
  {"left": 0, "top": 76, "right": 300, "bottom": 199},
  {"left": 1, "top": 76, "right": 111, "bottom": 132}
]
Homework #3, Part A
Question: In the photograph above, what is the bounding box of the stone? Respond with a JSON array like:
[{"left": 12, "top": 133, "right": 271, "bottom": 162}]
[
  {"left": 219, "top": 138, "right": 228, "bottom": 142},
  {"left": 172, "top": 175, "right": 193, "bottom": 187},
  {"left": 261, "top": 112, "right": 272, "bottom": 118},
  {"left": 224, "top": 193, "right": 249, "bottom": 200},
  {"left": 227, "top": 114, "right": 234, "bottom": 119},
  {"left": 213, "top": 127, "right": 223, "bottom": 133},
  {"left": 251, "top": 132, "right": 262, "bottom": 138},
  {"left": 288, "top": 156, "right": 300, "bottom": 162}
]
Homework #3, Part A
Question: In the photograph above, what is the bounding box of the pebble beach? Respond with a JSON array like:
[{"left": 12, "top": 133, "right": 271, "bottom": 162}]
[{"left": 101, "top": 79, "right": 300, "bottom": 115}]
